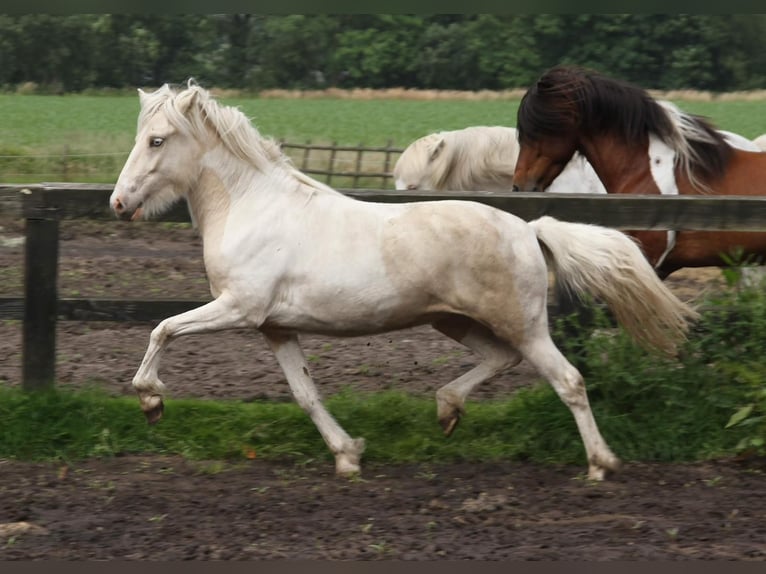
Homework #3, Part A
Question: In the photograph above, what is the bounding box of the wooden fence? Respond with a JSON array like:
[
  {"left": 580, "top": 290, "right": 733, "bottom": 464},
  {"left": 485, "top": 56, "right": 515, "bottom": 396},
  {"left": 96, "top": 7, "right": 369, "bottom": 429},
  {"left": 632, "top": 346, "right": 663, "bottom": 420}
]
[
  {"left": 279, "top": 140, "right": 403, "bottom": 189},
  {"left": 5, "top": 183, "right": 766, "bottom": 390}
]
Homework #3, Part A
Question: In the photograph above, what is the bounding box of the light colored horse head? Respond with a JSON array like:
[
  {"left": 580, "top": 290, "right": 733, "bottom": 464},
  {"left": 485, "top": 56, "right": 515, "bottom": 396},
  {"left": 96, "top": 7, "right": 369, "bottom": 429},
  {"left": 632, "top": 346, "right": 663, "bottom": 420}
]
[
  {"left": 111, "top": 80, "right": 290, "bottom": 221},
  {"left": 393, "top": 126, "right": 520, "bottom": 191}
]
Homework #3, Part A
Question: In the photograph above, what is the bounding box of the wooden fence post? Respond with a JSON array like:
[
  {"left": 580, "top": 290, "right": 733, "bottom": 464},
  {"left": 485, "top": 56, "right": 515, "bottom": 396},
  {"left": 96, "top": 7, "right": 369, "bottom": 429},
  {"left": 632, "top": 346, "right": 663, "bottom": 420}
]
[
  {"left": 383, "top": 139, "right": 394, "bottom": 189},
  {"left": 326, "top": 141, "right": 337, "bottom": 187},
  {"left": 352, "top": 143, "right": 363, "bottom": 188},
  {"left": 22, "top": 210, "right": 60, "bottom": 390},
  {"left": 300, "top": 139, "right": 311, "bottom": 171}
]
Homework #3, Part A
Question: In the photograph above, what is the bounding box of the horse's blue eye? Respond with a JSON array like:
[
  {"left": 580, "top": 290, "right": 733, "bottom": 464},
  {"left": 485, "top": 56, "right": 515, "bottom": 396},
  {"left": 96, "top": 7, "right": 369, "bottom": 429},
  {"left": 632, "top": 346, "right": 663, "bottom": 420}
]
[{"left": 150, "top": 137, "right": 164, "bottom": 147}]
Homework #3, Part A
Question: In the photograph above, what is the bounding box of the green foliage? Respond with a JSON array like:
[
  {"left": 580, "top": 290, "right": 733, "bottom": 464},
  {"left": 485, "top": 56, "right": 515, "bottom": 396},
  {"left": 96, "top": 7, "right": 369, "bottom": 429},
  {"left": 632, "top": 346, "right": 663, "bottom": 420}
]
[
  {"left": 704, "top": 280, "right": 766, "bottom": 455},
  {"left": 2, "top": 15, "right": 766, "bottom": 92},
  {"left": 330, "top": 16, "right": 424, "bottom": 89},
  {"left": 553, "top": 280, "right": 766, "bottom": 461},
  {"left": 718, "top": 246, "right": 763, "bottom": 287}
]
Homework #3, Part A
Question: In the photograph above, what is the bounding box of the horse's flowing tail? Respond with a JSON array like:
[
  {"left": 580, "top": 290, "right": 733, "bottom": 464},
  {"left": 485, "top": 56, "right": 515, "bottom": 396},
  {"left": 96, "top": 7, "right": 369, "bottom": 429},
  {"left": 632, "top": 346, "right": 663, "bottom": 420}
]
[{"left": 529, "top": 216, "right": 699, "bottom": 355}]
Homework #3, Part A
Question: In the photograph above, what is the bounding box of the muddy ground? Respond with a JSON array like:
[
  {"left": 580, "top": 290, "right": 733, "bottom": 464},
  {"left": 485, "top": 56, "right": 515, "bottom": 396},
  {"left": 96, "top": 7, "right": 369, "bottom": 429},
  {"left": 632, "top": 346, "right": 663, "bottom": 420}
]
[{"left": 1, "top": 216, "right": 765, "bottom": 560}]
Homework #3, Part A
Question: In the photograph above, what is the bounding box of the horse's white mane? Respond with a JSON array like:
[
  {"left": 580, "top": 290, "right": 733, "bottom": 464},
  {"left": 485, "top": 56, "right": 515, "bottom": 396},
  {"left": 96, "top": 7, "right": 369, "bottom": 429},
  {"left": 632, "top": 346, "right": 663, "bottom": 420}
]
[
  {"left": 138, "top": 80, "right": 287, "bottom": 172},
  {"left": 394, "top": 126, "right": 519, "bottom": 191},
  {"left": 138, "top": 80, "right": 330, "bottom": 193},
  {"left": 752, "top": 133, "right": 766, "bottom": 151},
  {"left": 656, "top": 100, "right": 728, "bottom": 193}
]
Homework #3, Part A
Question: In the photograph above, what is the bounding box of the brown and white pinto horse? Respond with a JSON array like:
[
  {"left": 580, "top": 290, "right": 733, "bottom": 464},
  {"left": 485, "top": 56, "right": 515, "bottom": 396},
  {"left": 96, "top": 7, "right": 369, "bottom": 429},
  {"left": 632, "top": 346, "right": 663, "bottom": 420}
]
[{"left": 512, "top": 65, "right": 766, "bottom": 279}]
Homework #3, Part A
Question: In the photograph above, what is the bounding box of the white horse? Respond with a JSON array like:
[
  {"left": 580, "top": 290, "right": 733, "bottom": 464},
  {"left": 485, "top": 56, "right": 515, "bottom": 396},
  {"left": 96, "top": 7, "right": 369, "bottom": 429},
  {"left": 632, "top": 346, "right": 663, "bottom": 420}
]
[
  {"left": 393, "top": 126, "right": 606, "bottom": 194},
  {"left": 110, "top": 82, "right": 698, "bottom": 481}
]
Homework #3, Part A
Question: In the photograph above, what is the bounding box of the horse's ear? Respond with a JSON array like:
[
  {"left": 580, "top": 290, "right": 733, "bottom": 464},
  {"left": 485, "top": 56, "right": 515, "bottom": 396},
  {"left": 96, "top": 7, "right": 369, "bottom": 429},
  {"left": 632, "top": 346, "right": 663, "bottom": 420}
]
[
  {"left": 175, "top": 87, "right": 201, "bottom": 115},
  {"left": 138, "top": 88, "right": 148, "bottom": 106},
  {"left": 427, "top": 138, "right": 446, "bottom": 163}
]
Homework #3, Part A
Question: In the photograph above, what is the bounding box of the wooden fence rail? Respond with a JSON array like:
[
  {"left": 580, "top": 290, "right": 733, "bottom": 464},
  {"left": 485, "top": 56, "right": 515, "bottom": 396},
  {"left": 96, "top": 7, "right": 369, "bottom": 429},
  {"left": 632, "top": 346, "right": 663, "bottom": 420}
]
[
  {"left": 279, "top": 141, "right": 403, "bottom": 189},
  {"left": 5, "top": 183, "right": 766, "bottom": 389}
]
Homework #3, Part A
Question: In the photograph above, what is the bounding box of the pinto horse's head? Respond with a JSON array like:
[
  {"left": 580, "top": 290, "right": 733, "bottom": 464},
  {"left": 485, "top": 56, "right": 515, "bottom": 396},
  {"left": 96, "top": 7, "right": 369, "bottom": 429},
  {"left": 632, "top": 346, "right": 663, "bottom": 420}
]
[
  {"left": 512, "top": 67, "right": 585, "bottom": 192},
  {"left": 512, "top": 65, "right": 733, "bottom": 194}
]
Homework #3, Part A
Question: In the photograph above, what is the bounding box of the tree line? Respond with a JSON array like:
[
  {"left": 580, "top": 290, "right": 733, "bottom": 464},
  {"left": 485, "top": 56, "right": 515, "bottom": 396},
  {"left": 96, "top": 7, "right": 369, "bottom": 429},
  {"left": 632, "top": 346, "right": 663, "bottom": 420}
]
[{"left": 3, "top": 14, "right": 766, "bottom": 93}]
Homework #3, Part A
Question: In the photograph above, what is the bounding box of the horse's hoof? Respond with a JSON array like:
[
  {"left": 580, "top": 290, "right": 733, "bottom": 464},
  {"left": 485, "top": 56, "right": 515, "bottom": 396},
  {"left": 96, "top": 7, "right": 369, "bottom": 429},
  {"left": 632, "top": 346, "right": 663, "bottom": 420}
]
[
  {"left": 436, "top": 393, "right": 465, "bottom": 437},
  {"left": 335, "top": 456, "right": 361, "bottom": 477},
  {"left": 143, "top": 400, "right": 165, "bottom": 425},
  {"left": 334, "top": 438, "right": 365, "bottom": 476},
  {"left": 439, "top": 412, "right": 461, "bottom": 437},
  {"left": 588, "top": 454, "right": 622, "bottom": 481}
]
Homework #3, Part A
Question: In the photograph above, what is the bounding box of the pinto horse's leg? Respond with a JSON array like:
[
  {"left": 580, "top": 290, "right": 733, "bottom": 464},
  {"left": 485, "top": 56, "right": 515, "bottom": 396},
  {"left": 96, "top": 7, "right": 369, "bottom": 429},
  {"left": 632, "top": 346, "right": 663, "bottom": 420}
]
[
  {"left": 432, "top": 316, "right": 522, "bottom": 437},
  {"left": 132, "top": 295, "right": 247, "bottom": 424},
  {"left": 263, "top": 331, "right": 366, "bottom": 477},
  {"left": 518, "top": 332, "right": 620, "bottom": 481}
]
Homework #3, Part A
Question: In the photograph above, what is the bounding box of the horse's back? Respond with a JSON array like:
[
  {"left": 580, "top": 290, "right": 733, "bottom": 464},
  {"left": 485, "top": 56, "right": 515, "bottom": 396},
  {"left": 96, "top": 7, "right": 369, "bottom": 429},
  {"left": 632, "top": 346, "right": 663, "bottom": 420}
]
[{"left": 381, "top": 200, "right": 547, "bottom": 298}]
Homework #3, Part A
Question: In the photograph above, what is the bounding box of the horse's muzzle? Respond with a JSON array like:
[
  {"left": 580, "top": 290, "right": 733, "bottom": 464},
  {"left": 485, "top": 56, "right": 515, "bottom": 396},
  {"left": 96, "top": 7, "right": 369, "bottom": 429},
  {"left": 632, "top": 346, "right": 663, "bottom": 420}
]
[
  {"left": 112, "top": 196, "right": 143, "bottom": 221},
  {"left": 511, "top": 181, "right": 542, "bottom": 191},
  {"left": 512, "top": 183, "right": 540, "bottom": 192}
]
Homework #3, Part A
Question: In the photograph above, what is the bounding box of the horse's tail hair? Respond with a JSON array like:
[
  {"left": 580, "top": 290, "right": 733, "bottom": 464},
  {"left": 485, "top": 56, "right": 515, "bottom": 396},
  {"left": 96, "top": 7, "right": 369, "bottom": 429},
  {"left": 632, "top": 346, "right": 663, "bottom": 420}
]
[{"left": 529, "top": 216, "right": 699, "bottom": 355}]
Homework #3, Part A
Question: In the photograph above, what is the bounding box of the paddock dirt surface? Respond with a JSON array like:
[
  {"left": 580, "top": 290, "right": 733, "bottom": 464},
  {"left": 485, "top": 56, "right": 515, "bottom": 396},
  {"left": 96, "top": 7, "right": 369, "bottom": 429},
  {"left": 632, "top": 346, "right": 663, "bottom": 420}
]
[{"left": 2, "top": 217, "right": 765, "bottom": 561}]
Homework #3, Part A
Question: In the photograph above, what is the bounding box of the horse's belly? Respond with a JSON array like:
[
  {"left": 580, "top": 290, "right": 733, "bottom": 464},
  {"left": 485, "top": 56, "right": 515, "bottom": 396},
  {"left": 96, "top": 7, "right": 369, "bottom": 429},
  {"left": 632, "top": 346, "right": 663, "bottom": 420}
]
[{"left": 261, "top": 287, "right": 446, "bottom": 336}]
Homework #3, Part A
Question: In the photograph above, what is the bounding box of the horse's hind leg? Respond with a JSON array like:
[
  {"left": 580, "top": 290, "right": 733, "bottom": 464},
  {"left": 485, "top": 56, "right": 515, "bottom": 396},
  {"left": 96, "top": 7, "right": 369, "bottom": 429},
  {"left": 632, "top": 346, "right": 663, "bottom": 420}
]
[
  {"left": 432, "top": 316, "right": 522, "bottom": 436},
  {"left": 263, "top": 330, "right": 365, "bottom": 477},
  {"left": 518, "top": 332, "right": 620, "bottom": 481}
]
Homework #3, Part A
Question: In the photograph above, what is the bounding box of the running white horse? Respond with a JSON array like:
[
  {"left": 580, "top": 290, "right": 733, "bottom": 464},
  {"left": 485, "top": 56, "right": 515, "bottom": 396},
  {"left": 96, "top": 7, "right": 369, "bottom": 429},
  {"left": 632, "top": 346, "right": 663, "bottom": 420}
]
[
  {"left": 393, "top": 126, "right": 606, "bottom": 194},
  {"left": 110, "top": 82, "right": 698, "bottom": 481}
]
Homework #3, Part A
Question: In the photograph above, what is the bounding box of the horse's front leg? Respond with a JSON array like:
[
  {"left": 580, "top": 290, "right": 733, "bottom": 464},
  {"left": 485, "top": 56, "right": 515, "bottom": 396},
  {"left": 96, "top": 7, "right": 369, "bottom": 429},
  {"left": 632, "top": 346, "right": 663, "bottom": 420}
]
[
  {"left": 133, "top": 295, "right": 247, "bottom": 424},
  {"left": 263, "top": 331, "right": 365, "bottom": 477}
]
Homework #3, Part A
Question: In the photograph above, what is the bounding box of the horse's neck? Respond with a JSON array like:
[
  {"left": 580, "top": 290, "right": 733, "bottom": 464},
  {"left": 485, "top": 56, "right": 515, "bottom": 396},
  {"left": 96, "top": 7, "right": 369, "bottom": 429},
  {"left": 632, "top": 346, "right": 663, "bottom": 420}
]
[
  {"left": 185, "top": 150, "right": 339, "bottom": 240},
  {"left": 579, "top": 134, "right": 663, "bottom": 194},
  {"left": 186, "top": 167, "right": 236, "bottom": 237}
]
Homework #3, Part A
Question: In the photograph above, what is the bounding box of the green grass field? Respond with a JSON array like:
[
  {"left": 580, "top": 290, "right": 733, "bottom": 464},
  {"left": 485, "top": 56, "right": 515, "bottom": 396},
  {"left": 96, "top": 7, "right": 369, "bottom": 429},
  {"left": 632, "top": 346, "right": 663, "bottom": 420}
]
[
  {"left": 0, "top": 94, "right": 523, "bottom": 151},
  {"left": 4, "top": 93, "right": 766, "bottom": 149},
  {"left": 2, "top": 93, "right": 766, "bottom": 183}
]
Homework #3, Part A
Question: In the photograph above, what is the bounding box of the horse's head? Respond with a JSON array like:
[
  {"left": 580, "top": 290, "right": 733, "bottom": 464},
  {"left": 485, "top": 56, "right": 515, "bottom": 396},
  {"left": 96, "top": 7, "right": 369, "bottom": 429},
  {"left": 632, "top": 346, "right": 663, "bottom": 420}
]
[
  {"left": 393, "top": 133, "right": 445, "bottom": 190},
  {"left": 111, "top": 82, "right": 208, "bottom": 221},
  {"left": 512, "top": 68, "right": 582, "bottom": 192}
]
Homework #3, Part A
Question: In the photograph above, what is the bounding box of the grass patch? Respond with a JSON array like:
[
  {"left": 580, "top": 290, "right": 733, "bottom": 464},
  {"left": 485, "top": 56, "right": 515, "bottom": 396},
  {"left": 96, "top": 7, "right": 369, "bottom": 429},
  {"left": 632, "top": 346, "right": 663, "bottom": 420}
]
[{"left": 0, "top": 365, "right": 750, "bottom": 469}]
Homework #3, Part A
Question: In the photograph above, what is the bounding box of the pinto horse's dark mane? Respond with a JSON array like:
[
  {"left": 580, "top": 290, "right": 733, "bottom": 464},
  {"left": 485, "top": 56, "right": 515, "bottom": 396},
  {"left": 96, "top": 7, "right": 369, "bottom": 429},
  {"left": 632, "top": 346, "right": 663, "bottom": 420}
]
[{"left": 517, "top": 65, "right": 733, "bottom": 190}]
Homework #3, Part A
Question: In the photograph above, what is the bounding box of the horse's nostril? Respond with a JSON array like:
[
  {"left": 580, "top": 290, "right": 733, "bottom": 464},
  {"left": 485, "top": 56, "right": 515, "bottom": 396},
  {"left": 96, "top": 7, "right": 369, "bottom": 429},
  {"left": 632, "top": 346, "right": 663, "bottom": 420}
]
[{"left": 114, "top": 197, "right": 124, "bottom": 212}]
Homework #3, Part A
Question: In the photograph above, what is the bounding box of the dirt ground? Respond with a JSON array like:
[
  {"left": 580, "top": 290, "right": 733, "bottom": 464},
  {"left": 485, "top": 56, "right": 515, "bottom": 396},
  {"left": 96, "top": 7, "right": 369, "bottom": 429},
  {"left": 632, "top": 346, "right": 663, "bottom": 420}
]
[{"left": 2, "top": 216, "right": 765, "bottom": 560}]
